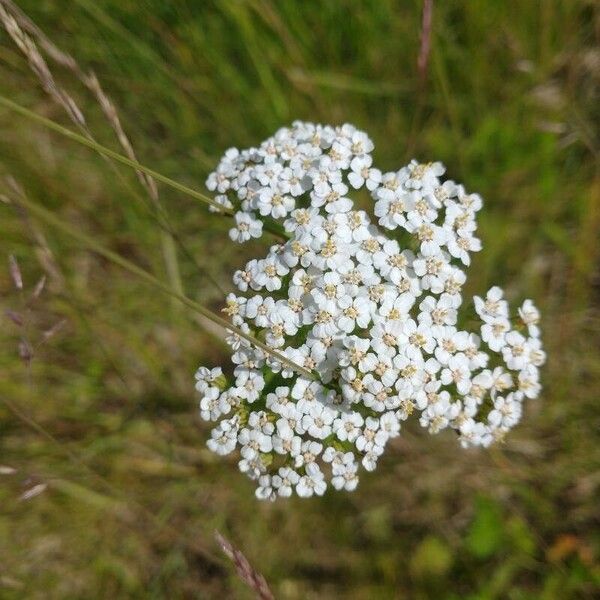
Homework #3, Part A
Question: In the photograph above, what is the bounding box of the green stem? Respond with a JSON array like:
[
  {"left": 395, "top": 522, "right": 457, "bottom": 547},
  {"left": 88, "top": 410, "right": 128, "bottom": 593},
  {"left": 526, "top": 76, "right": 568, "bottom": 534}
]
[
  {"left": 0, "top": 94, "right": 230, "bottom": 214},
  {"left": 0, "top": 95, "right": 290, "bottom": 242},
  {"left": 13, "top": 194, "right": 316, "bottom": 380}
]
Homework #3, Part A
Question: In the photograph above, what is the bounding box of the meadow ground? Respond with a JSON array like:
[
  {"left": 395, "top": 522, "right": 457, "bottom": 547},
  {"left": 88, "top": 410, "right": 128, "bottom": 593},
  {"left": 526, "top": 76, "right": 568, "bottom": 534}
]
[{"left": 0, "top": 1, "right": 599, "bottom": 598}]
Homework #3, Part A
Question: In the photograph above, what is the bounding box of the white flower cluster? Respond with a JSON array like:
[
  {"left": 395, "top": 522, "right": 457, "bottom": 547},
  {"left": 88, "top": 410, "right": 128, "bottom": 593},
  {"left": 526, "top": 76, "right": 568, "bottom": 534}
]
[{"left": 198, "top": 122, "right": 545, "bottom": 500}]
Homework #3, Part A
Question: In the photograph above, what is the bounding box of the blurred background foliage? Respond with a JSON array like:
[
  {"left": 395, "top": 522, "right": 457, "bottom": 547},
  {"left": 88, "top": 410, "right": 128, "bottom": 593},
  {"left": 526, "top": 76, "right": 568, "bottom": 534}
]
[{"left": 0, "top": 0, "right": 598, "bottom": 598}]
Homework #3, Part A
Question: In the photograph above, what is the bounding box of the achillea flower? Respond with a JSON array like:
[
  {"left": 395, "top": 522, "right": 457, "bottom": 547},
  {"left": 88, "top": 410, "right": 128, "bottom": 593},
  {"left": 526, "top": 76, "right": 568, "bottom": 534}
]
[{"left": 196, "top": 122, "right": 545, "bottom": 500}]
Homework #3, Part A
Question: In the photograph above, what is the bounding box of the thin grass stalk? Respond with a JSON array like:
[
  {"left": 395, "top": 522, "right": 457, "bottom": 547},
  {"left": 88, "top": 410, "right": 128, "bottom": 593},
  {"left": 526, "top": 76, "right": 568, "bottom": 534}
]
[
  {"left": 0, "top": 95, "right": 293, "bottom": 244},
  {"left": 11, "top": 192, "right": 316, "bottom": 380},
  {"left": 0, "top": 94, "right": 230, "bottom": 210}
]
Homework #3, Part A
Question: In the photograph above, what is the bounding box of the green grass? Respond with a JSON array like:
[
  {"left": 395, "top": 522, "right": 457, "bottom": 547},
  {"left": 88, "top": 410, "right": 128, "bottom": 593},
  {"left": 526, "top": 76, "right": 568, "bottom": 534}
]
[{"left": 1, "top": 1, "right": 598, "bottom": 598}]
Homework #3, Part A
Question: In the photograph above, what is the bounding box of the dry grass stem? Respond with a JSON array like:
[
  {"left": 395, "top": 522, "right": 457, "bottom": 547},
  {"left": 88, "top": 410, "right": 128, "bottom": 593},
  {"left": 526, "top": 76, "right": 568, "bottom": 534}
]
[
  {"left": 215, "top": 531, "right": 275, "bottom": 600},
  {"left": 0, "top": 4, "right": 86, "bottom": 128}
]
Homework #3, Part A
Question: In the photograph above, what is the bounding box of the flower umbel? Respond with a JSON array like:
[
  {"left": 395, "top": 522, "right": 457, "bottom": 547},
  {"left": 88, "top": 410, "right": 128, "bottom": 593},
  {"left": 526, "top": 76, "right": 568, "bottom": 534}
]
[{"left": 197, "top": 122, "right": 546, "bottom": 500}]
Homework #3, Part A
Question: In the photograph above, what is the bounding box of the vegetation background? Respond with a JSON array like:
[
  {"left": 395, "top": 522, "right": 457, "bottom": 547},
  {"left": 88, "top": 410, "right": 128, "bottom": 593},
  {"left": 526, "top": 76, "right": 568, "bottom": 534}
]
[{"left": 0, "top": 0, "right": 598, "bottom": 598}]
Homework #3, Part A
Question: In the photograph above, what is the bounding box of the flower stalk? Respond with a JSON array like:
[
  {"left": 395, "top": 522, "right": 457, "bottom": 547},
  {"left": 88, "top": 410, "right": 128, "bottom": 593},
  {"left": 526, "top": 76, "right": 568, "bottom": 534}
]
[{"left": 11, "top": 191, "right": 315, "bottom": 380}]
